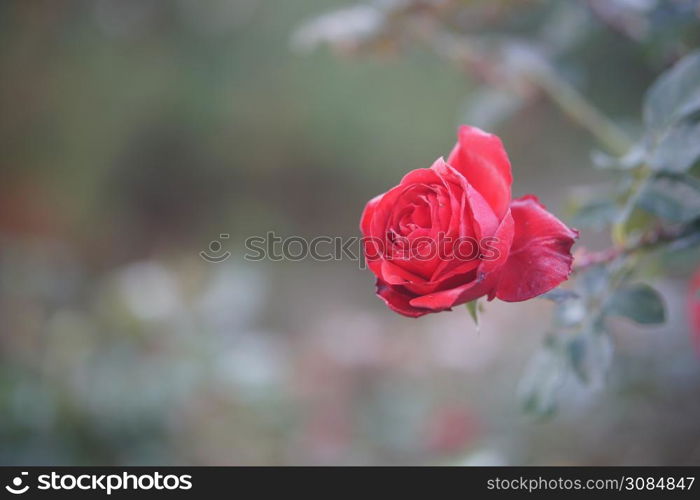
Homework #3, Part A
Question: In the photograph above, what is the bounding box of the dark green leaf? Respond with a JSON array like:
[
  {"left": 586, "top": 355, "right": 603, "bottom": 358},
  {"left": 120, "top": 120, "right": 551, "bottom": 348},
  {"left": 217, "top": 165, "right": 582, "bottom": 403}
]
[
  {"left": 667, "top": 220, "right": 700, "bottom": 251},
  {"left": 605, "top": 283, "right": 666, "bottom": 325},
  {"left": 637, "top": 174, "right": 700, "bottom": 223},
  {"left": 465, "top": 300, "right": 479, "bottom": 328},
  {"left": 644, "top": 50, "right": 700, "bottom": 133},
  {"left": 566, "top": 329, "right": 613, "bottom": 385},
  {"left": 567, "top": 337, "right": 587, "bottom": 382},
  {"left": 649, "top": 117, "right": 700, "bottom": 173},
  {"left": 519, "top": 336, "right": 566, "bottom": 417}
]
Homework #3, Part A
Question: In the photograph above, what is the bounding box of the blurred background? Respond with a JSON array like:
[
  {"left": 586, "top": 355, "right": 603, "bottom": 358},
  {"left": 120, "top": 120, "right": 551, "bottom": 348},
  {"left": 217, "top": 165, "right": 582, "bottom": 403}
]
[{"left": 1, "top": 0, "right": 700, "bottom": 465}]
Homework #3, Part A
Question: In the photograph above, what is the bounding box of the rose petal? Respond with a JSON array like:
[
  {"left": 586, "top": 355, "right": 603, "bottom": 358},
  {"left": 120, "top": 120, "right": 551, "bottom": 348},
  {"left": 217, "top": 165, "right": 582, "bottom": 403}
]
[
  {"left": 360, "top": 193, "right": 383, "bottom": 236},
  {"left": 478, "top": 209, "right": 514, "bottom": 275},
  {"left": 380, "top": 259, "right": 426, "bottom": 285},
  {"left": 370, "top": 168, "right": 441, "bottom": 239},
  {"left": 494, "top": 195, "right": 578, "bottom": 302},
  {"left": 465, "top": 183, "right": 499, "bottom": 239},
  {"left": 376, "top": 279, "right": 431, "bottom": 318},
  {"left": 432, "top": 158, "right": 497, "bottom": 238},
  {"left": 427, "top": 162, "right": 501, "bottom": 283},
  {"left": 408, "top": 271, "right": 497, "bottom": 311},
  {"left": 447, "top": 125, "right": 513, "bottom": 220},
  {"left": 430, "top": 257, "right": 481, "bottom": 286}
]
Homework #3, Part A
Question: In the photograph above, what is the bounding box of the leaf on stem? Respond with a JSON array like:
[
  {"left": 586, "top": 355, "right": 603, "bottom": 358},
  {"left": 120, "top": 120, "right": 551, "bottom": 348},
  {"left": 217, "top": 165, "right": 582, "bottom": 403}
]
[
  {"left": 465, "top": 300, "right": 479, "bottom": 330},
  {"left": 643, "top": 50, "right": 700, "bottom": 173},
  {"left": 567, "top": 329, "right": 613, "bottom": 386},
  {"left": 605, "top": 283, "right": 666, "bottom": 325},
  {"left": 518, "top": 335, "right": 566, "bottom": 418},
  {"left": 637, "top": 173, "right": 700, "bottom": 223},
  {"left": 648, "top": 117, "right": 700, "bottom": 173},
  {"left": 644, "top": 50, "right": 700, "bottom": 134}
]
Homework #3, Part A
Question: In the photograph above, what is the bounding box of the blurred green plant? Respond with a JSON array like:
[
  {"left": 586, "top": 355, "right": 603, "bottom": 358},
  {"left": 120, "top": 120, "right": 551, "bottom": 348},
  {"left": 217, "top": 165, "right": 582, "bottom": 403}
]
[{"left": 534, "top": 46, "right": 700, "bottom": 416}]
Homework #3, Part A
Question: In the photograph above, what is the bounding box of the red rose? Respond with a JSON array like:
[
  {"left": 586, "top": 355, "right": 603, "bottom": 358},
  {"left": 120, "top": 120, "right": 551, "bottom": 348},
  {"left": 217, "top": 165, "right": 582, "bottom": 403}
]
[{"left": 360, "top": 125, "right": 578, "bottom": 317}]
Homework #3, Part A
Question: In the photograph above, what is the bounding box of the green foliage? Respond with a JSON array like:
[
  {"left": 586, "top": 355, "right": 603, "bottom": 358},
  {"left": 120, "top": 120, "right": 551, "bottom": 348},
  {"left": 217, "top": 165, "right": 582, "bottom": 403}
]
[
  {"left": 514, "top": 23, "right": 698, "bottom": 416},
  {"left": 519, "top": 324, "right": 613, "bottom": 417},
  {"left": 644, "top": 50, "right": 700, "bottom": 136},
  {"left": 637, "top": 174, "right": 700, "bottom": 223},
  {"left": 648, "top": 118, "right": 700, "bottom": 173},
  {"left": 644, "top": 50, "right": 700, "bottom": 174},
  {"left": 465, "top": 300, "right": 479, "bottom": 328},
  {"left": 626, "top": 52, "right": 700, "bottom": 234},
  {"left": 519, "top": 334, "right": 567, "bottom": 417},
  {"left": 605, "top": 283, "right": 666, "bottom": 325},
  {"left": 576, "top": 51, "right": 700, "bottom": 243},
  {"left": 567, "top": 327, "right": 613, "bottom": 385},
  {"left": 668, "top": 220, "right": 700, "bottom": 251}
]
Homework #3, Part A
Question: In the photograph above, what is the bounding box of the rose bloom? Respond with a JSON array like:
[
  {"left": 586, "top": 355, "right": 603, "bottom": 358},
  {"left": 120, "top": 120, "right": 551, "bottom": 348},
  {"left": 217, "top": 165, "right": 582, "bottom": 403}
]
[{"left": 360, "top": 125, "right": 578, "bottom": 317}]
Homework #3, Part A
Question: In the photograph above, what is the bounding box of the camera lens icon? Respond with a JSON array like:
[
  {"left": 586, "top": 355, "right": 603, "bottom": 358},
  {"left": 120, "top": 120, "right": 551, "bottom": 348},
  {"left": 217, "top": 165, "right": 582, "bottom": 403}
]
[
  {"left": 200, "top": 234, "right": 231, "bottom": 263},
  {"left": 5, "top": 472, "right": 29, "bottom": 494}
]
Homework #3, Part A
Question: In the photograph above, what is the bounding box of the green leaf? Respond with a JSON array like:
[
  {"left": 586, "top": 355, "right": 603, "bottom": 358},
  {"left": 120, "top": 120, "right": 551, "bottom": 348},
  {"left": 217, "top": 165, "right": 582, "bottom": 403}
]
[
  {"left": 605, "top": 283, "right": 666, "bottom": 325},
  {"left": 465, "top": 300, "right": 479, "bottom": 329},
  {"left": 566, "top": 329, "right": 613, "bottom": 385},
  {"left": 649, "top": 117, "right": 700, "bottom": 173},
  {"left": 644, "top": 50, "right": 700, "bottom": 134},
  {"left": 637, "top": 174, "right": 700, "bottom": 223},
  {"left": 518, "top": 336, "right": 566, "bottom": 417},
  {"left": 667, "top": 220, "right": 700, "bottom": 251},
  {"left": 567, "top": 337, "right": 586, "bottom": 381}
]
